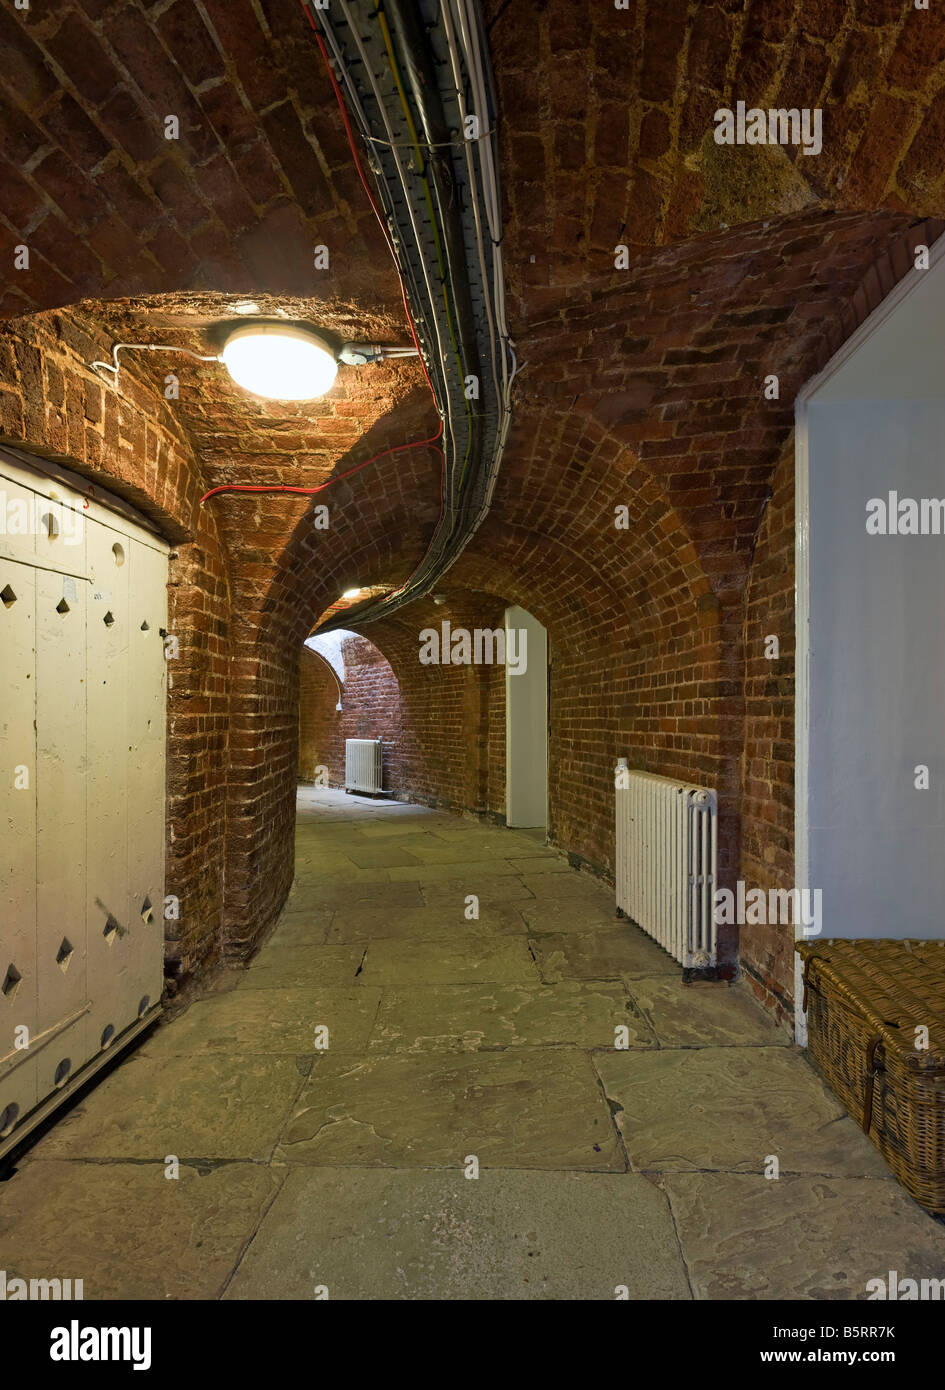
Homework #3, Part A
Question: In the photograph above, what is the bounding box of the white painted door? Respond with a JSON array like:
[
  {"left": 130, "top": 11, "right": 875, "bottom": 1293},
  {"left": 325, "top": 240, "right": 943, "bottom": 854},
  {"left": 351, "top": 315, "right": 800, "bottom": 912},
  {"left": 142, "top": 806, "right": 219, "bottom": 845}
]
[
  {"left": 505, "top": 605, "right": 548, "bottom": 828},
  {"left": 0, "top": 451, "right": 168, "bottom": 1155}
]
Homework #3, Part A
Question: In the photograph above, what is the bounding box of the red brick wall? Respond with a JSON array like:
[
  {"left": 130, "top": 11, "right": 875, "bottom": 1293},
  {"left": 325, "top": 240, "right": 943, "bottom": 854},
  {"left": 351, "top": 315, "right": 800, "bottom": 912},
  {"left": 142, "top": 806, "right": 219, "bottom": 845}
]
[
  {"left": 3, "top": 0, "right": 944, "bottom": 330},
  {"left": 346, "top": 596, "right": 510, "bottom": 816},
  {"left": 738, "top": 440, "right": 796, "bottom": 1024},
  {"left": 0, "top": 309, "right": 793, "bottom": 993},
  {"left": 486, "top": 661, "right": 507, "bottom": 820},
  {"left": 486, "top": 0, "right": 945, "bottom": 314}
]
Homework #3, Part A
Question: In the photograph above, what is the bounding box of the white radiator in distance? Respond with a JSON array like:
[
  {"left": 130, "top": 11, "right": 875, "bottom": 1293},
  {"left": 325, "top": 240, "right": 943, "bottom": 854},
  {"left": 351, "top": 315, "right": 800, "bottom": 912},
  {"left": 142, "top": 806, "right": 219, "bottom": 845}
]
[
  {"left": 615, "top": 761, "right": 718, "bottom": 970},
  {"left": 345, "top": 738, "right": 384, "bottom": 794}
]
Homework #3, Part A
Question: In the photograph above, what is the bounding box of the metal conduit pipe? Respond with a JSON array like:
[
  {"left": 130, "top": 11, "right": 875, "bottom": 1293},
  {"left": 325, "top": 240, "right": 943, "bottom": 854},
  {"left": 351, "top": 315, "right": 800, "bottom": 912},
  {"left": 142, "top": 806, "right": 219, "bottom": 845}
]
[{"left": 304, "top": 0, "right": 514, "bottom": 633}]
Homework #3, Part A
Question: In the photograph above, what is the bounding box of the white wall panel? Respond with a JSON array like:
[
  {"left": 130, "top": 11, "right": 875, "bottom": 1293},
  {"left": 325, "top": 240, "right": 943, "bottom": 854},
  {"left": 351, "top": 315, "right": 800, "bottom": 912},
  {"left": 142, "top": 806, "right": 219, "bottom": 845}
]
[
  {"left": 35, "top": 562, "right": 89, "bottom": 1098},
  {"left": 123, "top": 532, "right": 166, "bottom": 1026},
  {"left": 0, "top": 542, "right": 37, "bottom": 1139}
]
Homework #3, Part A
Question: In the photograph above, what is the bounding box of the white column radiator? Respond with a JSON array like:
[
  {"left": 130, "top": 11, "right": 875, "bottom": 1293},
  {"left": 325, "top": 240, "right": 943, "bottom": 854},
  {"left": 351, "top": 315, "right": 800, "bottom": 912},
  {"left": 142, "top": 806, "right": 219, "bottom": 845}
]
[
  {"left": 615, "top": 761, "right": 718, "bottom": 969},
  {"left": 345, "top": 738, "right": 384, "bottom": 794}
]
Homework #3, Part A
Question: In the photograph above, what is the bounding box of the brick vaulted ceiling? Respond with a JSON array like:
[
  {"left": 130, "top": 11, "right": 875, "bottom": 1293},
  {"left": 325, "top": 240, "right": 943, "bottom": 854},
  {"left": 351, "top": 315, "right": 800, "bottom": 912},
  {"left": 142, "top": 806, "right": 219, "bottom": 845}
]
[{"left": 1, "top": 0, "right": 945, "bottom": 617}]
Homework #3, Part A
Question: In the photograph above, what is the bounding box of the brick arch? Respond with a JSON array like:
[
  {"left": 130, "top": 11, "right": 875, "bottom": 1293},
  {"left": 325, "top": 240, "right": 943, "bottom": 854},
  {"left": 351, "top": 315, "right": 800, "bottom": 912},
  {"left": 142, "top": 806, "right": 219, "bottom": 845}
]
[
  {"left": 218, "top": 454, "right": 443, "bottom": 955},
  {"left": 512, "top": 209, "right": 945, "bottom": 597},
  {"left": 218, "top": 406, "right": 740, "bottom": 955},
  {"left": 303, "top": 642, "right": 344, "bottom": 705},
  {"left": 254, "top": 400, "right": 716, "bottom": 650},
  {"left": 0, "top": 302, "right": 235, "bottom": 982},
  {"left": 0, "top": 1, "right": 400, "bottom": 322},
  {"left": 0, "top": 306, "right": 215, "bottom": 541}
]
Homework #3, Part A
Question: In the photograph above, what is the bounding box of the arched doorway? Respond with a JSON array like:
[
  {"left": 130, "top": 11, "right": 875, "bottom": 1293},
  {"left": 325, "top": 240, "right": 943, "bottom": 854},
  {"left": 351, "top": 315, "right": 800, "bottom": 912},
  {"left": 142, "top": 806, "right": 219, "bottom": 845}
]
[
  {"left": 504, "top": 605, "right": 548, "bottom": 830},
  {"left": 299, "top": 629, "right": 403, "bottom": 796}
]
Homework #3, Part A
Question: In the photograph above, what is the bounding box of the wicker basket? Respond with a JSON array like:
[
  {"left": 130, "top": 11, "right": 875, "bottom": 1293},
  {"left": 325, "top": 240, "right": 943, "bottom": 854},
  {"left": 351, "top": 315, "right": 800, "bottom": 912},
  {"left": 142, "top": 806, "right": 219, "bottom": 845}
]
[{"left": 796, "top": 939, "right": 945, "bottom": 1214}]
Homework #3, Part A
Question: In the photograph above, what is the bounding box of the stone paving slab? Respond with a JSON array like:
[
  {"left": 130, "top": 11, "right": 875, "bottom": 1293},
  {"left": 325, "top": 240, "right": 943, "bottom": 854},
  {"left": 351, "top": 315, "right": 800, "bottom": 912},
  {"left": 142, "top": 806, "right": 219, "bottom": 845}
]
[
  {"left": 288, "top": 862, "right": 394, "bottom": 881},
  {"left": 358, "top": 937, "right": 540, "bottom": 985},
  {"left": 224, "top": 1167, "right": 690, "bottom": 1300},
  {"left": 369, "top": 981, "right": 651, "bottom": 1052},
  {"left": 288, "top": 882, "right": 425, "bottom": 909},
  {"left": 28, "top": 1055, "right": 303, "bottom": 1161},
  {"left": 399, "top": 843, "right": 535, "bottom": 864},
  {"left": 594, "top": 1047, "right": 893, "bottom": 1177},
  {"left": 418, "top": 829, "right": 550, "bottom": 852},
  {"left": 0, "top": 1159, "right": 282, "bottom": 1301},
  {"left": 254, "top": 912, "right": 333, "bottom": 947},
  {"left": 625, "top": 977, "right": 792, "bottom": 1047},
  {"left": 521, "top": 872, "right": 615, "bottom": 901},
  {"left": 388, "top": 858, "right": 525, "bottom": 881},
  {"left": 531, "top": 926, "right": 678, "bottom": 980},
  {"left": 138, "top": 986, "right": 382, "bottom": 1054},
  {"left": 356, "top": 824, "right": 454, "bottom": 840},
  {"left": 235, "top": 945, "right": 367, "bottom": 989},
  {"left": 504, "top": 855, "right": 572, "bottom": 874},
  {"left": 277, "top": 1049, "right": 624, "bottom": 1169},
  {"left": 343, "top": 846, "right": 424, "bottom": 869},
  {"left": 421, "top": 876, "right": 538, "bottom": 904},
  {"left": 664, "top": 1172, "right": 945, "bottom": 1300},
  {"left": 290, "top": 851, "right": 365, "bottom": 873},
  {"left": 324, "top": 903, "right": 527, "bottom": 943},
  {"left": 520, "top": 900, "right": 622, "bottom": 932},
  {"left": 8, "top": 788, "right": 942, "bottom": 1302}
]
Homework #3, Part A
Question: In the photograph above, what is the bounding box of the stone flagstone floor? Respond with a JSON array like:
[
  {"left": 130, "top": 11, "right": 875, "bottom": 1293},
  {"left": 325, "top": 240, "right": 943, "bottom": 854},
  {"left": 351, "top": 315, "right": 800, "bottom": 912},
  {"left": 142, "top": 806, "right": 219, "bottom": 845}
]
[{"left": 2, "top": 787, "right": 944, "bottom": 1300}]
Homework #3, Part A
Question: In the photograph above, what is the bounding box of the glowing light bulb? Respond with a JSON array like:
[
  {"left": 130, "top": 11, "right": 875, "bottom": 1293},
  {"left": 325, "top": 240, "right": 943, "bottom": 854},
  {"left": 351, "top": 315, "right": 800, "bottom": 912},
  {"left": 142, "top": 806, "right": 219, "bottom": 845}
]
[
  {"left": 342, "top": 588, "right": 362, "bottom": 599},
  {"left": 221, "top": 324, "right": 337, "bottom": 400}
]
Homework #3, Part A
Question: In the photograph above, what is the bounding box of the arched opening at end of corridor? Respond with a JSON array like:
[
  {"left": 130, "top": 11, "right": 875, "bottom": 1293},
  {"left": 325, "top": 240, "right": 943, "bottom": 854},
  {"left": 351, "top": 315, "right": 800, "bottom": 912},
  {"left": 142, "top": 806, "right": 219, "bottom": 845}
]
[
  {"left": 299, "top": 630, "right": 403, "bottom": 800},
  {"left": 298, "top": 605, "right": 549, "bottom": 834}
]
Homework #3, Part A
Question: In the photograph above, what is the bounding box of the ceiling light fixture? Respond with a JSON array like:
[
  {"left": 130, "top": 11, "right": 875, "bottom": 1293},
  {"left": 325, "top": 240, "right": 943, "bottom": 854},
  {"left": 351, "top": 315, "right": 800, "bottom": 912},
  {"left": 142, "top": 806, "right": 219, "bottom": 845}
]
[
  {"left": 342, "top": 588, "right": 362, "bottom": 599},
  {"left": 220, "top": 323, "right": 338, "bottom": 401},
  {"left": 89, "top": 327, "right": 418, "bottom": 400}
]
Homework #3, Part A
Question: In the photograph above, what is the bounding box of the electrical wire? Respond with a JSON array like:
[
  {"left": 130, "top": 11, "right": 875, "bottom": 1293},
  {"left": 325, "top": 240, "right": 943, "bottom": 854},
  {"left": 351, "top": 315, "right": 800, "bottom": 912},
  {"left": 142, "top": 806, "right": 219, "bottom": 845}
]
[
  {"left": 439, "top": 0, "right": 501, "bottom": 442},
  {"left": 328, "top": 1, "right": 459, "bottom": 597},
  {"left": 91, "top": 342, "right": 221, "bottom": 381},
  {"left": 336, "top": 0, "right": 506, "bottom": 611},
  {"left": 199, "top": 429, "right": 443, "bottom": 503},
  {"left": 300, "top": 0, "right": 441, "bottom": 413},
  {"left": 373, "top": 2, "right": 474, "bottom": 507},
  {"left": 320, "top": 0, "right": 474, "bottom": 544},
  {"left": 294, "top": 0, "right": 516, "bottom": 624},
  {"left": 325, "top": 0, "right": 462, "bottom": 552},
  {"left": 306, "top": 0, "right": 452, "bottom": 591},
  {"left": 380, "top": 2, "right": 482, "bottom": 505}
]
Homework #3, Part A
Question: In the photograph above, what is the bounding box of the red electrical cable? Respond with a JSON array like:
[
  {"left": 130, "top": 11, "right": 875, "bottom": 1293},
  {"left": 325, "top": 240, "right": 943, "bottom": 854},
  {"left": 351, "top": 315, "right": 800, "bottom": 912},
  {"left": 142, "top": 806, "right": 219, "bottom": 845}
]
[
  {"left": 202, "top": 1, "right": 446, "bottom": 530},
  {"left": 199, "top": 430, "right": 442, "bottom": 503}
]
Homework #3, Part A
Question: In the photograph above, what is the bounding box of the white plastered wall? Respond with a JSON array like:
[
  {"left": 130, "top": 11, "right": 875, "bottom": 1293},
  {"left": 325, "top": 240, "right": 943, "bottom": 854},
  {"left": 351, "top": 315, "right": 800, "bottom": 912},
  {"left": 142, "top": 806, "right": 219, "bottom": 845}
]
[{"left": 795, "top": 236, "right": 945, "bottom": 1044}]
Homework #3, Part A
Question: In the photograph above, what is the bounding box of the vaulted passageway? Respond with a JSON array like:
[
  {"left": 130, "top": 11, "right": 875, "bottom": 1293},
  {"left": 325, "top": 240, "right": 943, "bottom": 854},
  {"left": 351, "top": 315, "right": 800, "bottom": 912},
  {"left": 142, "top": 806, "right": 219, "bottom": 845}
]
[
  {"left": 4, "top": 788, "right": 944, "bottom": 1300},
  {"left": 4, "top": 0, "right": 945, "bottom": 1320}
]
